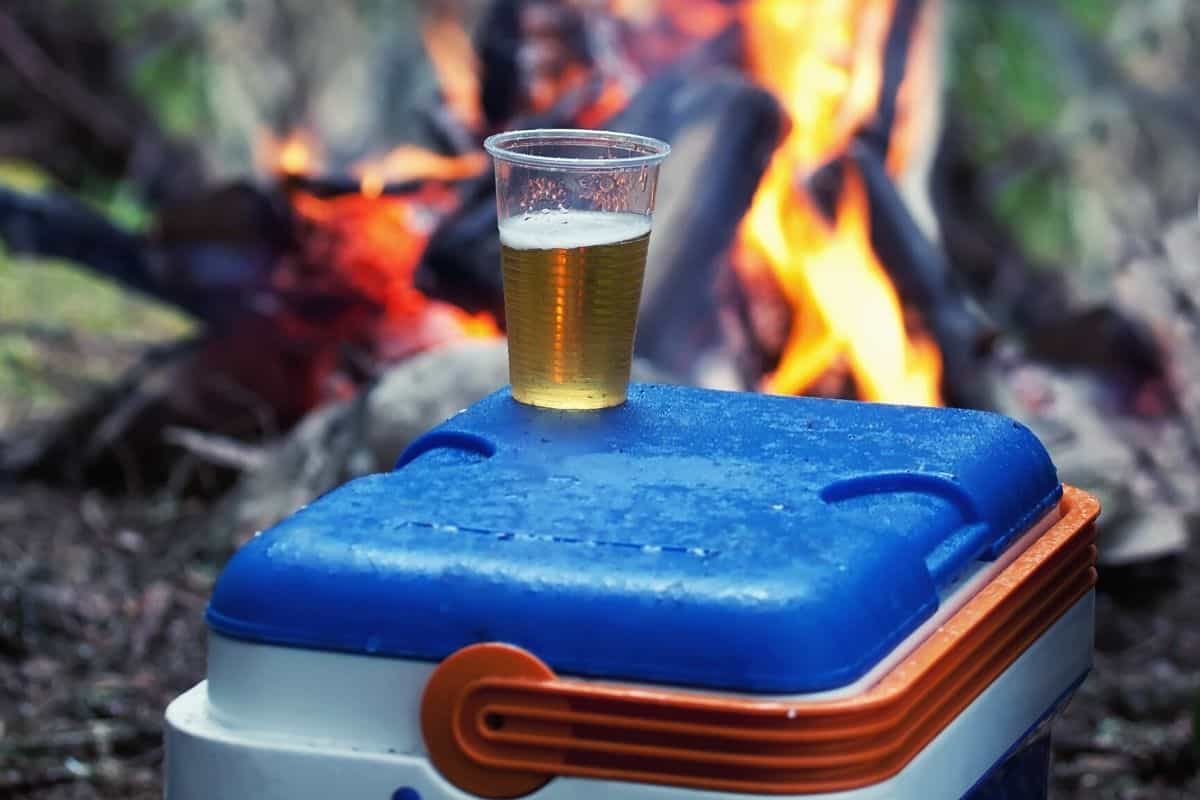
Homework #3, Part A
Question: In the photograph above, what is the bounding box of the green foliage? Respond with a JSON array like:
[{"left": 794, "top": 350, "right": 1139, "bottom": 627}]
[
  {"left": 950, "top": 5, "right": 1064, "bottom": 157},
  {"left": 78, "top": 176, "right": 154, "bottom": 232},
  {"left": 131, "top": 42, "right": 211, "bottom": 137},
  {"left": 1057, "top": 0, "right": 1121, "bottom": 37},
  {"left": 0, "top": 161, "right": 52, "bottom": 194},
  {"left": 0, "top": 163, "right": 192, "bottom": 417},
  {"left": 108, "top": 0, "right": 213, "bottom": 138},
  {"left": 0, "top": 249, "right": 190, "bottom": 339},
  {"left": 947, "top": 1, "right": 1120, "bottom": 266},
  {"left": 0, "top": 248, "right": 194, "bottom": 417},
  {"left": 993, "top": 172, "right": 1074, "bottom": 266}
]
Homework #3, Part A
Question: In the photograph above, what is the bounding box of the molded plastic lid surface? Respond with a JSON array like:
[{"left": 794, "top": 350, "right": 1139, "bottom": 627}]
[{"left": 207, "top": 384, "right": 1061, "bottom": 693}]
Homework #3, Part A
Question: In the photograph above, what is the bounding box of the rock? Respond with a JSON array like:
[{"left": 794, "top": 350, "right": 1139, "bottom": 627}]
[
  {"left": 203, "top": 339, "right": 667, "bottom": 552},
  {"left": 986, "top": 345, "right": 1190, "bottom": 567}
]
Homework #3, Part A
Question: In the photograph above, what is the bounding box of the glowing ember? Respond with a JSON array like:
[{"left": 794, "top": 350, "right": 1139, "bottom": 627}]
[
  {"left": 736, "top": 0, "right": 942, "bottom": 405},
  {"left": 268, "top": 135, "right": 498, "bottom": 363},
  {"left": 262, "top": 130, "right": 321, "bottom": 177}
]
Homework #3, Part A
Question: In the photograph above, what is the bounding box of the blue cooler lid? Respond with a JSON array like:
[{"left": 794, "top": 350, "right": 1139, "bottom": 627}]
[{"left": 207, "top": 384, "right": 1061, "bottom": 693}]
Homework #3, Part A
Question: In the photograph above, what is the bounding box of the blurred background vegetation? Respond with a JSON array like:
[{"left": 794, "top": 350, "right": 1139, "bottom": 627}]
[{"left": 2, "top": 0, "right": 1199, "bottom": 421}]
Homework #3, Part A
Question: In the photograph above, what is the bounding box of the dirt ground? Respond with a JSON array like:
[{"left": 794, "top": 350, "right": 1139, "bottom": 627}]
[{"left": 0, "top": 481, "right": 1196, "bottom": 799}]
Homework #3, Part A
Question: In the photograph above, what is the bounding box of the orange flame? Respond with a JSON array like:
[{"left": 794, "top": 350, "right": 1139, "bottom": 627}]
[
  {"left": 575, "top": 80, "right": 632, "bottom": 129},
  {"left": 354, "top": 145, "right": 487, "bottom": 189},
  {"left": 291, "top": 186, "right": 498, "bottom": 355},
  {"left": 260, "top": 130, "right": 322, "bottom": 177},
  {"left": 736, "top": 0, "right": 941, "bottom": 405}
]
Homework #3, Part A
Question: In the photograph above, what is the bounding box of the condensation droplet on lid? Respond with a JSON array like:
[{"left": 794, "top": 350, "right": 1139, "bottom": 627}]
[{"left": 770, "top": 503, "right": 784, "bottom": 511}]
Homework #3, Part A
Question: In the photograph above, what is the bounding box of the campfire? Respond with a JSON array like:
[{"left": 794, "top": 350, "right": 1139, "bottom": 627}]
[
  {"left": 231, "top": 0, "right": 972, "bottom": 418},
  {"left": 0, "top": 0, "right": 1004, "bottom": 485},
  {"left": 733, "top": 0, "right": 944, "bottom": 404},
  {"left": 270, "top": 134, "right": 500, "bottom": 363}
]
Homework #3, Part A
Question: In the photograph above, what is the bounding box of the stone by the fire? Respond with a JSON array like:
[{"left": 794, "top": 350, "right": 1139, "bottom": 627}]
[{"left": 204, "top": 340, "right": 668, "bottom": 551}]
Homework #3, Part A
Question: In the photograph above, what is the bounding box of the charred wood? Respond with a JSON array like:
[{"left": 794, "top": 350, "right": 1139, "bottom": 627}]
[
  {"left": 612, "top": 69, "right": 784, "bottom": 380},
  {"left": 476, "top": 0, "right": 524, "bottom": 129},
  {"left": 850, "top": 139, "right": 996, "bottom": 407},
  {"left": 0, "top": 182, "right": 298, "bottom": 330},
  {"left": 0, "top": 185, "right": 163, "bottom": 305},
  {"left": 415, "top": 173, "right": 505, "bottom": 321},
  {"left": 929, "top": 113, "right": 1074, "bottom": 332},
  {"left": 418, "top": 67, "right": 785, "bottom": 383},
  {"left": 859, "top": 0, "right": 923, "bottom": 155},
  {"left": 278, "top": 174, "right": 427, "bottom": 199}
]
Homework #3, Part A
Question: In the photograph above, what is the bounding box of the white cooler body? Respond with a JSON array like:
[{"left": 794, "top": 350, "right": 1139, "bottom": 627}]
[{"left": 165, "top": 591, "right": 1092, "bottom": 800}]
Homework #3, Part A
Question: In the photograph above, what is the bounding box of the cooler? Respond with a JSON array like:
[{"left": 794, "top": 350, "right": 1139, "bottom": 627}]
[{"left": 164, "top": 383, "right": 1099, "bottom": 799}]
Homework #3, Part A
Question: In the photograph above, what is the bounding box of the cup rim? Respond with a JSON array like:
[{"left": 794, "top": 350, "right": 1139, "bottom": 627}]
[{"left": 483, "top": 128, "right": 670, "bottom": 171}]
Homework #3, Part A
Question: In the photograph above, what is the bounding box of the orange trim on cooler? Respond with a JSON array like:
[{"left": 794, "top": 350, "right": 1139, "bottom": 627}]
[{"left": 421, "top": 486, "right": 1099, "bottom": 798}]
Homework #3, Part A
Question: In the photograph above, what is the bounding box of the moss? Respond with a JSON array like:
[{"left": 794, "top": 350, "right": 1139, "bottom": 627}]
[{"left": 0, "top": 247, "right": 193, "bottom": 418}]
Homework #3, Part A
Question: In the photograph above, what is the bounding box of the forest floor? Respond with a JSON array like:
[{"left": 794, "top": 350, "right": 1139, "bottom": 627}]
[{"left": 0, "top": 479, "right": 1196, "bottom": 799}]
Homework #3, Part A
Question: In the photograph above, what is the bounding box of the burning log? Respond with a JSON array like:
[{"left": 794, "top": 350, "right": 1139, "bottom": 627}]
[
  {"left": 281, "top": 174, "right": 428, "bottom": 199},
  {"left": 619, "top": 69, "right": 785, "bottom": 381},
  {"left": 415, "top": 174, "right": 505, "bottom": 320},
  {"left": 475, "top": 0, "right": 531, "bottom": 128},
  {"left": 0, "top": 184, "right": 165, "bottom": 308},
  {"left": 857, "top": 0, "right": 924, "bottom": 156},
  {"left": 849, "top": 140, "right": 996, "bottom": 408}
]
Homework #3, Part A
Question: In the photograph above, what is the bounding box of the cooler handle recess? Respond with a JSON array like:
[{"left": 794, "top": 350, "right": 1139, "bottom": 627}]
[{"left": 820, "top": 470, "right": 1062, "bottom": 589}]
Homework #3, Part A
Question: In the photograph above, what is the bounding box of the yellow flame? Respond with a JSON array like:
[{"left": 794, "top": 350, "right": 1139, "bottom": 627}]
[
  {"left": 422, "top": 10, "right": 484, "bottom": 131},
  {"left": 360, "top": 170, "right": 385, "bottom": 199},
  {"left": 737, "top": 0, "right": 941, "bottom": 405}
]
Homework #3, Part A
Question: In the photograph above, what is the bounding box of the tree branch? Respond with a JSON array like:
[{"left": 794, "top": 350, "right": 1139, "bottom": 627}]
[{"left": 0, "top": 11, "right": 132, "bottom": 150}]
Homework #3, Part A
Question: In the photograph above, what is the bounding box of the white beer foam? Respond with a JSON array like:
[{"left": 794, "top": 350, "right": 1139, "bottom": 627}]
[{"left": 499, "top": 210, "right": 651, "bottom": 251}]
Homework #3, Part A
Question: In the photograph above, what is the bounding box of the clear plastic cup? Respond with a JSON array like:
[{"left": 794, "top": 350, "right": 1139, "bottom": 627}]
[{"left": 484, "top": 129, "right": 670, "bottom": 410}]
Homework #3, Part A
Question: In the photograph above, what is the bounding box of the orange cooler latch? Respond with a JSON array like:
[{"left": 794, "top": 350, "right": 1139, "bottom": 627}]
[{"left": 421, "top": 487, "right": 1099, "bottom": 799}]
